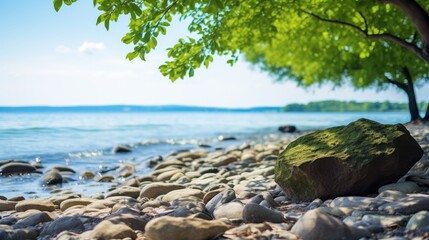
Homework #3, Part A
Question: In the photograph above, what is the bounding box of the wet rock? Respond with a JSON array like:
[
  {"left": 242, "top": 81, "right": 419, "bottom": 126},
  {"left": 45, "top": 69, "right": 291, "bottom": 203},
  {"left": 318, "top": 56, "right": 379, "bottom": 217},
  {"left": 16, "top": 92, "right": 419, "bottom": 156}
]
[
  {"left": 275, "top": 119, "right": 423, "bottom": 201},
  {"left": 41, "top": 170, "right": 63, "bottom": 185},
  {"left": 406, "top": 210, "right": 429, "bottom": 231},
  {"left": 112, "top": 145, "right": 132, "bottom": 153},
  {"left": 0, "top": 162, "right": 37, "bottom": 175},
  {"left": 145, "top": 216, "right": 230, "bottom": 240},
  {"left": 378, "top": 181, "right": 422, "bottom": 194},
  {"left": 139, "top": 183, "right": 185, "bottom": 199},
  {"left": 218, "top": 136, "right": 237, "bottom": 141},
  {"left": 8, "top": 196, "right": 24, "bottom": 202},
  {"left": 39, "top": 216, "right": 84, "bottom": 238},
  {"left": 79, "top": 171, "right": 95, "bottom": 180},
  {"left": 291, "top": 209, "right": 370, "bottom": 240},
  {"left": 15, "top": 199, "right": 55, "bottom": 212},
  {"left": 95, "top": 175, "right": 114, "bottom": 182},
  {"left": 50, "top": 166, "right": 76, "bottom": 173},
  {"left": 242, "top": 203, "right": 284, "bottom": 223},
  {"left": 278, "top": 125, "right": 297, "bottom": 133}
]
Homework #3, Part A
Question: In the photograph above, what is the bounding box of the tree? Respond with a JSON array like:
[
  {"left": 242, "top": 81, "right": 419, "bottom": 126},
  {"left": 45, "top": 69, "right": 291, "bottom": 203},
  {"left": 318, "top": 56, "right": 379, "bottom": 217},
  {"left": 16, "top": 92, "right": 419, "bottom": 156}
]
[{"left": 54, "top": 0, "right": 429, "bottom": 121}]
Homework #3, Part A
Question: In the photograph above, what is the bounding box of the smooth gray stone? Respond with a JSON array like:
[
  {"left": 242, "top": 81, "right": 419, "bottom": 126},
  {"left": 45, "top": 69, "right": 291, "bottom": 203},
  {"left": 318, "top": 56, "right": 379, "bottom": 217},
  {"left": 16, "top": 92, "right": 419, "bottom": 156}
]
[{"left": 242, "top": 203, "right": 284, "bottom": 223}]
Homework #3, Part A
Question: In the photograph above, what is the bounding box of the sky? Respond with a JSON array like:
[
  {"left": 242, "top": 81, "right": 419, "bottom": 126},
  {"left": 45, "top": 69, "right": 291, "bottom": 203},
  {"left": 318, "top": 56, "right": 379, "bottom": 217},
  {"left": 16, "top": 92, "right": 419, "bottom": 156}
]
[{"left": 0, "top": 1, "right": 428, "bottom": 108}]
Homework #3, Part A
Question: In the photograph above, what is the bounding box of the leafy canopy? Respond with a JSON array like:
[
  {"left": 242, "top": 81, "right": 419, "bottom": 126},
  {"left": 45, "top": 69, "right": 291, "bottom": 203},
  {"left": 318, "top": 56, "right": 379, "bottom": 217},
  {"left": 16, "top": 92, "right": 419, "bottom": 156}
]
[{"left": 54, "top": 0, "right": 429, "bottom": 88}]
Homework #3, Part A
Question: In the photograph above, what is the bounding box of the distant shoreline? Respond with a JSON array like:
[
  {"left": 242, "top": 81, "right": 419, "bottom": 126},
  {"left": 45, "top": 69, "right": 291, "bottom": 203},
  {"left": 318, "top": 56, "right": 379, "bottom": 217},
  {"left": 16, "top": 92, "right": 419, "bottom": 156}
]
[{"left": 0, "top": 101, "right": 418, "bottom": 113}]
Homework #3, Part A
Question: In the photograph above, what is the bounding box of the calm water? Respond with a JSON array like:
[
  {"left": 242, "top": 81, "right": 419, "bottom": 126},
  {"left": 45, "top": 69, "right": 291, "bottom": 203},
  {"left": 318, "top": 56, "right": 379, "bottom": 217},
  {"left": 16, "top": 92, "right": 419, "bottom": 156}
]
[{"left": 0, "top": 111, "right": 410, "bottom": 198}]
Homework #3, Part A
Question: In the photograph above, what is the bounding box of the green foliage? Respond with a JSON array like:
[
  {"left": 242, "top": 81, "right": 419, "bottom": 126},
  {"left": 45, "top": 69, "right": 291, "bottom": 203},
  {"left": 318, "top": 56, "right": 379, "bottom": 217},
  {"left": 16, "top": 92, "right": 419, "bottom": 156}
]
[
  {"left": 283, "top": 100, "right": 428, "bottom": 112},
  {"left": 53, "top": 0, "right": 429, "bottom": 88}
]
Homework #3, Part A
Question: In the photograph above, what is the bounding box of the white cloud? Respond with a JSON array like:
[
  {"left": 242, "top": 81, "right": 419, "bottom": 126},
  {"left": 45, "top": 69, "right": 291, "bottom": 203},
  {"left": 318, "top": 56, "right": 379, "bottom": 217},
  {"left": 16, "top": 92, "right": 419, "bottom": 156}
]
[
  {"left": 55, "top": 45, "right": 72, "bottom": 53},
  {"left": 78, "top": 42, "right": 106, "bottom": 54}
]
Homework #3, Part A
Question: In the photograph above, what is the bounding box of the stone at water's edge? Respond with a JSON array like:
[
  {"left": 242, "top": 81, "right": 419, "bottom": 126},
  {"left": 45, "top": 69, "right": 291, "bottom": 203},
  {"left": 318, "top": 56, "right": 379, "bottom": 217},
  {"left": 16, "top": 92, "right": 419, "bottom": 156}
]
[{"left": 275, "top": 118, "right": 423, "bottom": 201}]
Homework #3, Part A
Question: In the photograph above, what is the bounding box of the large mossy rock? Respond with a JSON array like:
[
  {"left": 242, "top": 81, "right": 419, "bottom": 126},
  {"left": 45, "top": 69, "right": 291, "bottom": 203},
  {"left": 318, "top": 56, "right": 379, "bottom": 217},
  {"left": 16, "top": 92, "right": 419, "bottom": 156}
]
[{"left": 275, "top": 118, "right": 423, "bottom": 201}]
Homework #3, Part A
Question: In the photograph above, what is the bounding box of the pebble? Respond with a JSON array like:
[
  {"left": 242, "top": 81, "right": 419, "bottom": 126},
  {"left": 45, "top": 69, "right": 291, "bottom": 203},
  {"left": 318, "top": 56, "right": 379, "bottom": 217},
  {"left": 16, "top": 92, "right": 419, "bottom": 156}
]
[
  {"left": 60, "top": 198, "right": 96, "bottom": 211},
  {"left": 291, "top": 209, "right": 370, "bottom": 240},
  {"left": 242, "top": 203, "right": 284, "bottom": 223},
  {"left": 145, "top": 216, "right": 230, "bottom": 240},
  {"left": 406, "top": 210, "right": 429, "bottom": 230},
  {"left": 162, "top": 188, "right": 204, "bottom": 202},
  {"left": 106, "top": 186, "right": 141, "bottom": 199},
  {"left": 81, "top": 219, "right": 137, "bottom": 239},
  {"left": 378, "top": 181, "right": 422, "bottom": 194},
  {"left": 379, "top": 195, "right": 429, "bottom": 214},
  {"left": 0, "top": 200, "right": 17, "bottom": 211},
  {"left": 330, "top": 196, "right": 386, "bottom": 209},
  {"left": 15, "top": 199, "right": 55, "bottom": 212},
  {"left": 361, "top": 214, "right": 408, "bottom": 228},
  {"left": 39, "top": 216, "right": 84, "bottom": 238},
  {"left": 139, "top": 183, "right": 185, "bottom": 199},
  {"left": 213, "top": 201, "right": 244, "bottom": 220},
  {"left": 206, "top": 189, "right": 236, "bottom": 214},
  {"left": 13, "top": 212, "right": 53, "bottom": 229}
]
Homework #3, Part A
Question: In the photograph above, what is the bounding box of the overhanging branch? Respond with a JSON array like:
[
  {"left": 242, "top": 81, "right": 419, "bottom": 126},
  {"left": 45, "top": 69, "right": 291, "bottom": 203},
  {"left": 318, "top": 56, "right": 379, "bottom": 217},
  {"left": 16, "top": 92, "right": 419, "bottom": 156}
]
[{"left": 300, "top": 9, "right": 429, "bottom": 63}]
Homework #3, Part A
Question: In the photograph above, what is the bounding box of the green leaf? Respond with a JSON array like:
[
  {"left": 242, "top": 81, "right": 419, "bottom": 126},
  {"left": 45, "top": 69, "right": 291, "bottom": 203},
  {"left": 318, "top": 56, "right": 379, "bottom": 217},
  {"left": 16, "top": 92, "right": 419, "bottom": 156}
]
[
  {"left": 227, "top": 59, "right": 234, "bottom": 66},
  {"left": 121, "top": 34, "right": 134, "bottom": 44},
  {"left": 104, "top": 20, "right": 110, "bottom": 30},
  {"left": 189, "top": 68, "right": 195, "bottom": 77},
  {"left": 126, "top": 51, "right": 139, "bottom": 60},
  {"left": 64, "top": 0, "right": 72, "bottom": 6},
  {"left": 130, "top": 3, "right": 142, "bottom": 16},
  {"left": 53, "top": 0, "right": 63, "bottom": 12}
]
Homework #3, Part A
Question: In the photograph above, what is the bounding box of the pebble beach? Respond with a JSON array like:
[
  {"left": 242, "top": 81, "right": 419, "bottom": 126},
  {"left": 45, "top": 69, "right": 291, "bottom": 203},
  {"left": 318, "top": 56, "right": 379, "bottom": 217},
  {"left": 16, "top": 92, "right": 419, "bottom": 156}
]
[{"left": 1, "top": 123, "right": 429, "bottom": 240}]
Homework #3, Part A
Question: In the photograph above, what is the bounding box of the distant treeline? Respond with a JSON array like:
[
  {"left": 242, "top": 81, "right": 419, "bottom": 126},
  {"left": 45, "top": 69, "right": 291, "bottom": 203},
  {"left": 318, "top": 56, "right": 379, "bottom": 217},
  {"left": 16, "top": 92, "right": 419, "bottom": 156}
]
[{"left": 283, "top": 101, "right": 428, "bottom": 112}]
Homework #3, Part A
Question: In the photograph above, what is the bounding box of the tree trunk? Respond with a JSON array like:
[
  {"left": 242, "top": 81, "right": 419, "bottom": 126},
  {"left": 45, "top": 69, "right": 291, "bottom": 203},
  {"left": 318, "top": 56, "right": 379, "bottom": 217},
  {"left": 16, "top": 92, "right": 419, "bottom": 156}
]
[
  {"left": 386, "top": 67, "right": 421, "bottom": 122},
  {"left": 382, "top": 0, "right": 429, "bottom": 59},
  {"left": 402, "top": 67, "right": 422, "bottom": 122},
  {"left": 423, "top": 104, "right": 429, "bottom": 121}
]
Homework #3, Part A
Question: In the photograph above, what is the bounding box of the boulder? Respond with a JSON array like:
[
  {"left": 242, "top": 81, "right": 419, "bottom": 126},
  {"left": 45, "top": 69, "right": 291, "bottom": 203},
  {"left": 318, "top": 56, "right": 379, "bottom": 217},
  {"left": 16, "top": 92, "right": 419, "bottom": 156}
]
[
  {"left": 275, "top": 119, "right": 423, "bottom": 201},
  {"left": 278, "top": 125, "right": 297, "bottom": 133},
  {"left": 112, "top": 145, "right": 132, "bottom": 153},
  {"left": 41, "top": 170, "right": 63, "bottom": 185},
  {"left": 0, "top": 162, "right": 37, "bottom": 175}
]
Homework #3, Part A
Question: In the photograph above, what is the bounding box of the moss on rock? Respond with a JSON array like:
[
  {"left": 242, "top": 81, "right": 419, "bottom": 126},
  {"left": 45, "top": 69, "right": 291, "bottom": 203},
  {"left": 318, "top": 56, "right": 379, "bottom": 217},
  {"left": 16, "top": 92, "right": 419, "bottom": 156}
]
[{"left": 275, "top": 118, "right": 423, "bottom": 201}]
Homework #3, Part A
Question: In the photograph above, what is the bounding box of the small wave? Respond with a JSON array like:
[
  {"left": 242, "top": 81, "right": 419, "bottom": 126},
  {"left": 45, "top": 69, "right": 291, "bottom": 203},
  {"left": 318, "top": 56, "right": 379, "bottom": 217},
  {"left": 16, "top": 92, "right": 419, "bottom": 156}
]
[{"left": 0, "top": 123, "right": 172, "bottom": 135}]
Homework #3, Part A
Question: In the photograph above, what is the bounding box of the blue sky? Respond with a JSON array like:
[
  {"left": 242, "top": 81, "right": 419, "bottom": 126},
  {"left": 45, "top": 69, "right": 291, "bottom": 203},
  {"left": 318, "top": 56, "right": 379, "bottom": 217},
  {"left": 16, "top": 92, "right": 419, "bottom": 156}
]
[{"left": 0, "top": 1, "right": 427, "bottom": 107}]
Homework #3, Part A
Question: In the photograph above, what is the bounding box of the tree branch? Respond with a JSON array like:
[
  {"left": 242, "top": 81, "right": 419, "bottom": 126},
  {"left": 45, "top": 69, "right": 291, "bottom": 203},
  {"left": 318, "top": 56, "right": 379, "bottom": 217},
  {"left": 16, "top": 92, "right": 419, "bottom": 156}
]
[
  {"left": 384, "top": 75, "right": 407, "bottom": 90},
  {"left": 381, "top": 0, "right": 429, "bottom": 55},
  {"left": 300, "top": 9, "right": 429, "bottom": 63}
]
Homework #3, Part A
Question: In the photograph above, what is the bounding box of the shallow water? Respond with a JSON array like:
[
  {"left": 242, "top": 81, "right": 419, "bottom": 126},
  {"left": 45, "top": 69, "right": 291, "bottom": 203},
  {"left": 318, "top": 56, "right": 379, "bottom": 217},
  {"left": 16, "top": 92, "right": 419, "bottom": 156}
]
[{"left": 0, "top": 111, "right": 410, "bottom": 198}]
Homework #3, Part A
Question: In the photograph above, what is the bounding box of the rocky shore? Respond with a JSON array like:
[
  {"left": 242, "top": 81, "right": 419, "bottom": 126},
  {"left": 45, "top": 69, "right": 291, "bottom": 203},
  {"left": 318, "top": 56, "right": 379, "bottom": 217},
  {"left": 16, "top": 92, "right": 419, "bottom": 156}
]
[{"left": 1, "top": 122, "right": 429, "bottom": 239}]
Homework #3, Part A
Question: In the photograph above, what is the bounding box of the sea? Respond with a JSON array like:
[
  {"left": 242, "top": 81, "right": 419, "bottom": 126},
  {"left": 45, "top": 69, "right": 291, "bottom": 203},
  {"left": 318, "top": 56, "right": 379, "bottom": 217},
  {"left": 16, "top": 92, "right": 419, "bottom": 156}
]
[{"left": 0, "top": 108, "right": 411, "bottom": 198}]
